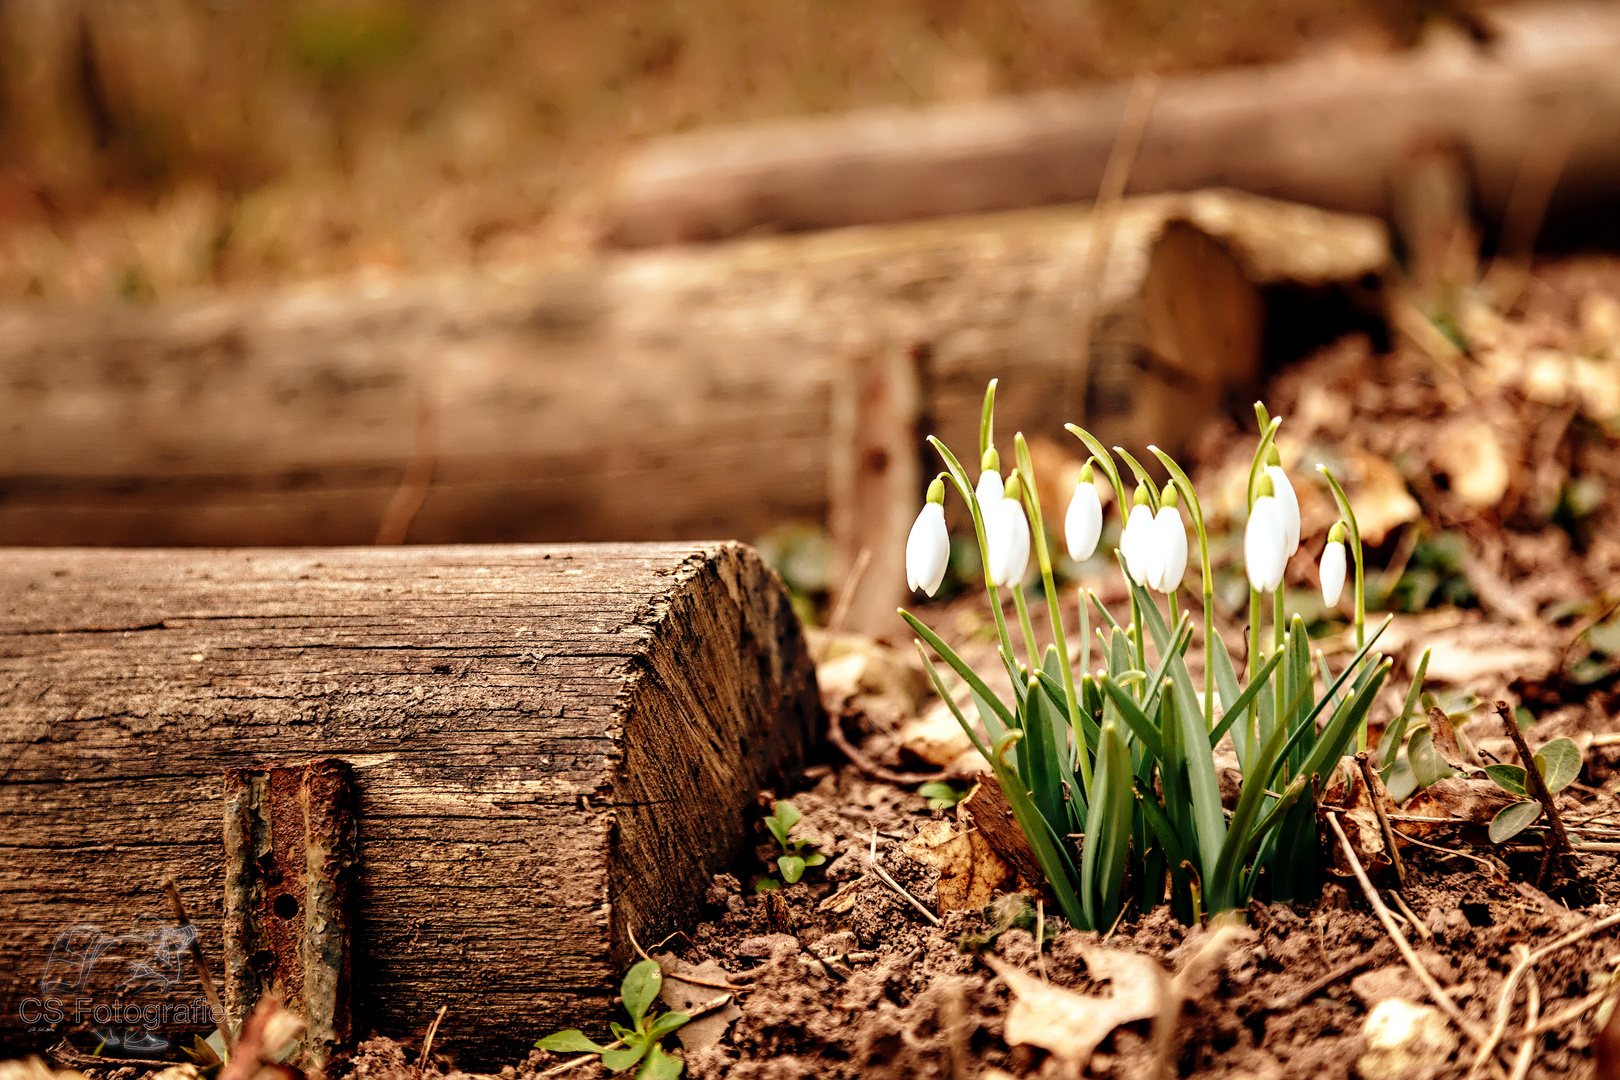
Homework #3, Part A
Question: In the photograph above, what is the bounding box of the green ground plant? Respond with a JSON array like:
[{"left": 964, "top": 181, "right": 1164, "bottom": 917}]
[
  {"left": 903, "top": 381, "right": 1413, "bottom": 928},
  {"left": 536, "top": 960, "right": 687, "bottom": 1079}
]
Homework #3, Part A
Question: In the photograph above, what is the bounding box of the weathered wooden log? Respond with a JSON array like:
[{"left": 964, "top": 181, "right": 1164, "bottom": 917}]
[
  {"left": 0, "top": 542, "right": 821, "bottom": 1065},
  {"left": 0, "top": 191, "right": 1384, "bottom": 584},
  {"left": 598, "top": 1, "right": 1620, "bottom": 248}
]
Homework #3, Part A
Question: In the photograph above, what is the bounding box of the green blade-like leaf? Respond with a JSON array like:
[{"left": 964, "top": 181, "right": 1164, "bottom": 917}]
[
  {"left": 1484, "top": 763, "right": 1528, "bottom": 797},
  {"left": 1098, "top": 677, "right": 1167, "bottom": 760},
  {"left": 1125, "top": 573, "right": 1225, "bottom": 883},
  {"left": 537, "top": 1030, "right": 606, "bottom": 1054},
  {"left": 1209, "top": 649, "right": 1285, "bottom": 749},
  {"left": 915, "top": 643, "right": 995, "bottom": 762},
  {"left": 1287, "top": 659, "right": 1391, "bottom": 790},
  {"left": 637, "top": 1044, "right": 685, "bottom": 1080},
  {"left": 1080, "top": 722, "right": 1134, "bottom": 931},
  {"left": 1020, "top": 674, "right": 1067, "bottom": 835},
  {"left": 777, "top": 855, "right": 805, "bottom": 884},
  {"left": 621, "top": 961, "right": 663, "bottom": 1028},
  {"left": 1535, "top": 737, "right": 1582, "bottom": 793},
  {"left": 1489, "top": 801, "right": 1542, "bottom": 843},
  {"left": 1380, "top": 647, "right": 1431, "bottom": 780},
  {"left": 983, "top": 730, "right": 1089, "bottom": 930},
  {"left": 646, "top": 1012, "right": 690, "bottom": 1040},
  {"left": 1066, "top": 424, "right": 1128, "bottom": 511},
  {"left": 1265, "top": 618, "right": 1392, "bottom": 778},
  {"left": 1112, "top": 446, "right": 1160, "bottom": 512},
  {"left": 1133, "top": 779, "right": 1188, "bottom": 870},
  {"left": 902, "top": 610, "right": 1016, "bottom": 731}
]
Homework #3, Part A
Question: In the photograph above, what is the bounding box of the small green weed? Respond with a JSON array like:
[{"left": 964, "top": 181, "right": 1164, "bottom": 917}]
[
  {"left": 536, "top": 960, "right": 687, "bottom": 1078},
  {"left": 919, "top": 780, "right": 971, "bottom": 810},
  {"left": 760, "top": 800, "right": 825, "bottom": 886}
]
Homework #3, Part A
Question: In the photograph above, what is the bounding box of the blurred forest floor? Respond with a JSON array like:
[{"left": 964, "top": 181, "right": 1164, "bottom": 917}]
[{"left": 0, "top": 0, "right": 1501, "bottom": 304}]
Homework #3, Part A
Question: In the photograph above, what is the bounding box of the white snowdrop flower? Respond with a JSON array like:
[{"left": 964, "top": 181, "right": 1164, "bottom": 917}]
[
  {"left": 987, "top": 476, "right": 1031, "bottom": 587},
  {"left": 1320, "top": 522, "right": 1348, "bottom": 607},
  {"left": 975, "top": 447, "right": 1004, "bottom": 510},
  {"left": 1245, "top": 477, "right": 1288, "bottom": 593},
  {"left": 1150, "top": 502, "right": 1188, "bottom": 594},
  {"left": 1266, "top": 460, "right": 1301, "bottom": 556},
  {"left": 906, "top": 478, "right": 951, "bottom": 596},
  {"left": 1065, "top": 465, "right": 1104, "bottom": 562},
  {"left": 1121, "top": 487, "right": 1159, "bottom": 587}
]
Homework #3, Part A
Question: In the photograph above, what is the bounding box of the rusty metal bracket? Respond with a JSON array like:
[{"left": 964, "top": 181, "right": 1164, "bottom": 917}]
[{"left": 223, "top": 758, "right": 357, "bottom": 1071}]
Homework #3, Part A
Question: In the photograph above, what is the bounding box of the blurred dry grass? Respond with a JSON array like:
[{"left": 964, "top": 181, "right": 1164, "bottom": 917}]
[{"left": 0, "top": 0, "right": 1489, "bottom": 303}]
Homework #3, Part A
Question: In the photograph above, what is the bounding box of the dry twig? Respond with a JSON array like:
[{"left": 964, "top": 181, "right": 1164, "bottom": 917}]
[
  {"left": 416, "top": 1005, "right": 448, "bottom": 1080},
  {"left": 868, "top": 826, "right": 942, "bottom": 926},
  {"left": 1494, "top": 699, "right": 1577, "bottom": 885},
  {"left": 1356, "top": 752, "right": 1407, "bottom": 889},
  {"left": 826, "top": 715, "right": 947, "bottom": 785},
  {"left": 163, "top": 878, "right": 235, "bottom": 1053}
]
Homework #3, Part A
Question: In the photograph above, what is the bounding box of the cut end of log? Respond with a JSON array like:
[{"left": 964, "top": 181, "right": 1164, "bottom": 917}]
[{"left": 0, "top": 542, "right": 822, "bottom": 1065}]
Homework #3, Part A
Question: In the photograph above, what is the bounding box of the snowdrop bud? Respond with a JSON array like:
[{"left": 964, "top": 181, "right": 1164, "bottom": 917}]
[
  {"left": 1245, "top": 474, "right": 1287, "bottom": 593},
  {"left": 987, "top": 494, "right": 1031, "bottom": 587},
  {"left": 1265, "top": 456, "right": 1300, "bottom": 557},
  {"left": 1320, "top": 521, "right": 1348, "bottom": 607},
  {"left": 1065, "top": 464, "right": 1104, "bottom": 562},
  {"left": 1121, "top": 485, "right": 1159, "bottom": 587},
  {"left": 1150, "top": 504, "right": 1188, "bottom": 593},
  {"left": 905, "top": 478, "right": 950, "bottom": 596}
]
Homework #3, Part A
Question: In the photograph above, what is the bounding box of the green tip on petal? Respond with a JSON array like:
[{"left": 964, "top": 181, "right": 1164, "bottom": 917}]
[
  {"left": 927, "top": 475, "right": 947, "bottom": 504},
  {"left": 1328, "top": 520, "right": 1346, "bottom": 543},
  {"left": 981, "top": 447, "right": 1000, "bottom": 473},
  {"left": 1005, "top": 471, "right": 1023, "bottom": 500},
  {"left": 1266, "top": 445, "right": 1282, "bottom": 467},
  {"left": 1079, "top": 461, "right": 1094, "bottom": 483},
  {"left": 1133, "top": 483, "right": 1151, "bottom": 506},
  {"left": 1160, "top": 483, "right": 1178, "bottom": 508},
  {"left": 1255, "top": 473, "right": 1275, "bottom": 499}
]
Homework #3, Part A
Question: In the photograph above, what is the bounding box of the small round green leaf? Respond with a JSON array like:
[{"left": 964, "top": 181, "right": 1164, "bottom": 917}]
[
  {"left": 1534, "top": 737, "right": 1582, "bottom": 793},
  {"left": 646, "top": 1011, "right": 690, "bottom": 1040},
  {"left": 536, "top": 1030, "right": 604, "bottom": 1054},
  {"left": 753, "top": 878, "right": 780, "bottom": 893},
  {"left": 620, "top": 960, "right": 663, "bottom": 1027},
  {"left": 802, "top": 852, "right": 826, "bottom": 867},
  {"left": 601, "top": 1039, "right": 650, "bottom": 1073},
  {"left": 1483, "top": 763, "right": 1528, "bottom": 797},
  {"left": 1489, "top": 800, "right": 1542, "bottom": 844},
  {"left": 1408, "top": 728, "right": 1455, "bottom": 788},
  {"left": 774, "top": 800, "right": 802, "bottom": 831},
  {"left": 778, "top": 854, "right": 806, "bottom": 884}
]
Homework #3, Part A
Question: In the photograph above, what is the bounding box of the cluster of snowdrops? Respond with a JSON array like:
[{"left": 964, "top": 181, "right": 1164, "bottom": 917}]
[{"left": 900, "top": 381, "right": 1400, "bottom": 931}]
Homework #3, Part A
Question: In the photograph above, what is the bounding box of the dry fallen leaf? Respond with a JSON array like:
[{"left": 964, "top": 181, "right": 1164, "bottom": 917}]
[
  {"left": 899, "top": 703, "right": 977, "bottom": 767},
  {"left": 1431, "top": 420, "right": 1510, "bottom": 510},
  {"left": 902, "top": 818, "right": 1009, "bottom": 912},
  {"left": 987, "top": 949, "right": 1165, "bottom": 1068},
  {"left": 657, "top": 957, "right": 743, "bottom": 1053}
]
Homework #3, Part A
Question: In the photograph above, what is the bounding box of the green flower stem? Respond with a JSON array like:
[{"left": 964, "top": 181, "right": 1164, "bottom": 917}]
[
  {"left": 1012, "top": 584, "right": 1039, "bottom": 668},
  {"left": 1147, "top": 446, "right": 1216, "bottom": 733},
  {"left": 1247, "top": 586, "right": 1262, "bottom": 776},
  {"left": 925, "top": 436, "right": 1020, "bottom": 696},
  {"left": 1015, "top": 435, "right": 1091, "bottom": 797}
]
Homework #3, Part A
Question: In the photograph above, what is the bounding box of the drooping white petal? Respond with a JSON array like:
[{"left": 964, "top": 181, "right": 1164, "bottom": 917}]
[
  {"left": 905, "top": 503, "right": 951, "bottom": 596},
  {"left": 1320, "top": 539, "right": 1347, "bottom": 607},
  {"left": 1150, "top": 505, "right": 1188, "bottom": 593},
  {"left": 988, "top": 498, "right": 1031, "bottom": 587},
  {"left": 1244, "top": 496, "right": 1288, "bottom": 593},
  {"left": 1121, "top": 503, "right": 1160, "bottom": 587},
  {"left": 1065, "top": 482, "right": 1104, "bottom": 561},
  {"left": 975, "top": 470, "right": 1005, "bottom": 509},
  {"left": 1266, "top": 465, "right": 1301, "bottom": 556}
]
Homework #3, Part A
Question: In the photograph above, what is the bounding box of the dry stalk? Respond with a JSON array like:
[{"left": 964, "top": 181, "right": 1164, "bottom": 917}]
[
  {"left": 1326, "top": 813, "right": 1487, "bottom": 1044},
  {"left": 1355, "top": 752, "right": 1408, "bottom": 890},
  {"left": 163, "top": 878, "right": 236, "bottom": 1053},
  {"left": 1507, "top": 968, "right": 1541, "bottom": 1080},
  {"left": 415, "top": 1005, "right": 448, "bottom": 1080},
  {"left": 1151, "top": 917, "right": 1245, "bottom": 1080},
  {"left": 1494, "top": 699, "right": 1577, "bottom": 885}
]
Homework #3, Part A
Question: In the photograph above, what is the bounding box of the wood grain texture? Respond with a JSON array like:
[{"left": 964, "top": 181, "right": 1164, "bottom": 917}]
[
  {"left": 599, "top": 2, "right": 1620, "bottom": 247},
  {"left": 0, "top": 542, "right": 821, "bottom": 1065}
]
